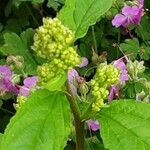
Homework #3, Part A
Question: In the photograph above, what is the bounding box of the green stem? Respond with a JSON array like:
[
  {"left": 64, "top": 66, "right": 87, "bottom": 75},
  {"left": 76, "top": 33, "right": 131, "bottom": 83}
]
[
  {"left": 117, "top": 30, "right": 121, "bottom": 58},
  {"left": 81, "top": 101, "right": 93, "bottom": 121},
  {"left": 25, "top": 3, "right": 39, "bottom": 26},
  {"left": 0, "top": 108, "right": 15, "bottom": 115},
  {"left": 65, "top": 84, "right": 85, "bottom": 150},
  {"left": 92, "top": 26, "right": 98, "bottom": 53}
]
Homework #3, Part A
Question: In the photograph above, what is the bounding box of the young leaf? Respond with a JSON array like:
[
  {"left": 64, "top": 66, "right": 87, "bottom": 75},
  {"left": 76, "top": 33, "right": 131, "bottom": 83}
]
[
  {"left": 0, "top": 29, "right": 37, "bottom": 74},
  {"left": 98, "top": 100, "right": 150, "bottom": 150},
  {"left": 1, "top": 90, "right": 71, "bottom": 150},
  {"left": 59, "top": 0, "right": 114, "bottom": 39}
]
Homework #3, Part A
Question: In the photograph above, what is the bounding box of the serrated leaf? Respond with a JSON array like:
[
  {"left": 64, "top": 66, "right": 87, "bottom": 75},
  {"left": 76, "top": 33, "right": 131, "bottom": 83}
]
[
  {"left": 98, "top": 100, "right": 150, "bottom": 150},
  {"left": 59, "top": 0, "right": 114, "bottom": 39},
  {"left": 0, "top": 29, "right": 37, "bottom": 74},
  {"left": 1, "top": 90, "right": 71, "bottom": 150},
  {"left": 120, "top": 38, "right": 140, "bottom": 59}
]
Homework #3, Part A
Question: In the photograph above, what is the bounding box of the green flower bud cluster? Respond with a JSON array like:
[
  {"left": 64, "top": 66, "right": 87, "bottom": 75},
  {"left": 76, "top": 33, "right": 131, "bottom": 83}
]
[
  {"left": 90, "top": 63, "right": 120, "bottom": 112},
  {"left": 32, "top": 18, "right": 80, "bottom": 85},
  {"left": 14, "top": 96, "right": 27, "bottom": 110},
  {"left": 37, "top": 63, "right": 57, "bottom": 85}
]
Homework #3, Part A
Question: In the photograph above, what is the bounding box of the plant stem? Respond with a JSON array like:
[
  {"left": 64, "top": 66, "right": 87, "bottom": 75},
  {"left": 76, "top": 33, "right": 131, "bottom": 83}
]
[
  {"left": 81, "top": 101, "right": 93, "bottom": 121},
  {"left": 25, "top": 3, "right": 39, "bottom": 27},
  {"left": 117, "top": 30, "right": 121, "bottom": 58},
  {"left": 0, "top": 107, "right": 15, "bottom": 115},
  {"left": 92, "top": 26, "right": 98, "bottom": 53},
  {"left": 65, "top": 84, "right": 85, "bottom": 150}
]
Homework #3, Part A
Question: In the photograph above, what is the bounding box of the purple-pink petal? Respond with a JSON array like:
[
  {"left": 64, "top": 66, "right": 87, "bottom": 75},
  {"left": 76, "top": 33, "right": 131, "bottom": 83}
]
[
  {"left": 0, "top": 65, "right": 19, "bottom": 95},
  {"left": 120, "top": 70, "right": 129, "bottom": 81},
  {"left": 1, "top": 78, "right": 19, "bottom": 95},
  {"left": 68, "top": 69, "right": 79, "bottom": 96},
  {"left": 112, "top": 14, "right": 127, "bottom": 28},
  {"left": 108, "top": 85, "right": 118, "bottom": 101},
  {"left": 138, "top": 0, "right": 144, "bottom": 5},
  {"left": 86, "top": 119, "right": 100, "bottom": 131},
  {"left": 112, "top": 2, "right": 144, "bottom": 28},
  {"left": 114, "top": 59, "right": 129, "bottom": 81},
  {"left": 114, "top": 59, "right": 126, "bottom": 70},
  {"left": 79, "top": 57, "right": 88, "bottom": 68},
  {"left": 19, "top": 76, "right": 38, "bottom": 96},
  {"left": 0, "top": 65, "right": 12, "bottom": 78},
  {"left": 122, "top": 6, "right": 139, "bottom": 16},
  {"left": 19, "top": 86, "right": 30, "bottom": 96},
  {"left": 23, "top": 77, "right": 38, "bottom": 88}
]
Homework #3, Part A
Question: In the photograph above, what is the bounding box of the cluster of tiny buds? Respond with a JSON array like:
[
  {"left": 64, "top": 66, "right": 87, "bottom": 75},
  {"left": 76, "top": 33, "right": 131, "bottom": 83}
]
[
  {"left": 32, "top": 18, "right": 80, "bottom": 85},
  {"left": 14, "top": 96, "right": 27, "bottom": 110},
  {"left": 90, "top": 63, "right": 120, "bottom": 112}
]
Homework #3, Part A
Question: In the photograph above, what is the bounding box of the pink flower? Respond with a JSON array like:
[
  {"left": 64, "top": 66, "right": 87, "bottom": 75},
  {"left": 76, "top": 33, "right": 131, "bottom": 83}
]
[
  {"left": 114, "top": 59, "right": 129, "bottom": 81},
  {"left": 68, "top": 58, "right": 88, "bottom": 96},
  {"left": 68, "top": 69, "right": 79, "bottom": 96},
  {"left": 108, "top": 85, "right": 119, "bottom": 101},
  {"left": 79, "top": 57, "right": 89, "bottom": 68},
  {"left": 19, "top": 77, "right": 38, "bottom": 96},
  {"left": 86, "top": 119, "right": 100, "bottom": 131},
  {"left": 0, "top": 65, "right": 19, "bottom": 95},
  {"left": 112, "top": 1, "right": 144, "bottom": 28}
]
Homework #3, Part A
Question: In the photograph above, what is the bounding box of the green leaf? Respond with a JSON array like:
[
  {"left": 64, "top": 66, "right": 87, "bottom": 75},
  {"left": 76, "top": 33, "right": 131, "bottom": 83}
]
[
  {"left": 140, "top": 46, "right": 150, "bottom": 60},
  {"left": 12, "top": 0, "right": 44, "bottom": 7},
  {"left": 98, "top": 100, "right": 150, "bottom": 150},
  {"left": 0, "top": 133, "right": 3, "bottom": 145},
  {"left": 59, "top": 0, "right": 114, "bottom": 39},
  {"left": 135, "top": 16, "right": 150, "bottom": 41},
  {"left": 0, "top": 29, "right": 37, "bottom": 74},
  {"left": 142, "top": 69, "right": 150, "bottom": 81},
  {"left": 44, "top": 72, "right": 67, "bottom": 91},
  {"left": 47, "top": 0, "right": 65, "bottom": 10},
  {"left": 1, "top": 90, "right": 71, "bottom": 150},
  {"left": 120, "top": 38, "right": 140, "bottom": 59}
]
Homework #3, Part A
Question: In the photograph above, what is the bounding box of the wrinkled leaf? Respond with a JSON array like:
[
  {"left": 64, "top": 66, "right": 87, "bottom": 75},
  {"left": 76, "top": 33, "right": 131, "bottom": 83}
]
[
  {"left": 1, "top": 90, "right": 71, "bottom": 150},
  {"left": 98, "top": 100, "right": 150, "bottom": 150},
  {"left": 59, "top": 0, "right": 114, "bottom": 39}
]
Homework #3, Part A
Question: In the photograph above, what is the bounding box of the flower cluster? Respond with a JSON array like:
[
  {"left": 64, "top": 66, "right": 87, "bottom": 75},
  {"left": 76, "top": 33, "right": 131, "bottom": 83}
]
[
  {"left": 0, "top": 65, "right": 19, "bottom": 96},
  {"left": 112, "top": 0, "right": 144, "bottom": 28},
  {"left": 90, "top": 63, "right": 120, "bottom": 112},
  {"left": 15, "top": 76, "right": 38, "bottom": 110},
  {"left": 32, "top": 18, "right": 80, "bottom": 85}
]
